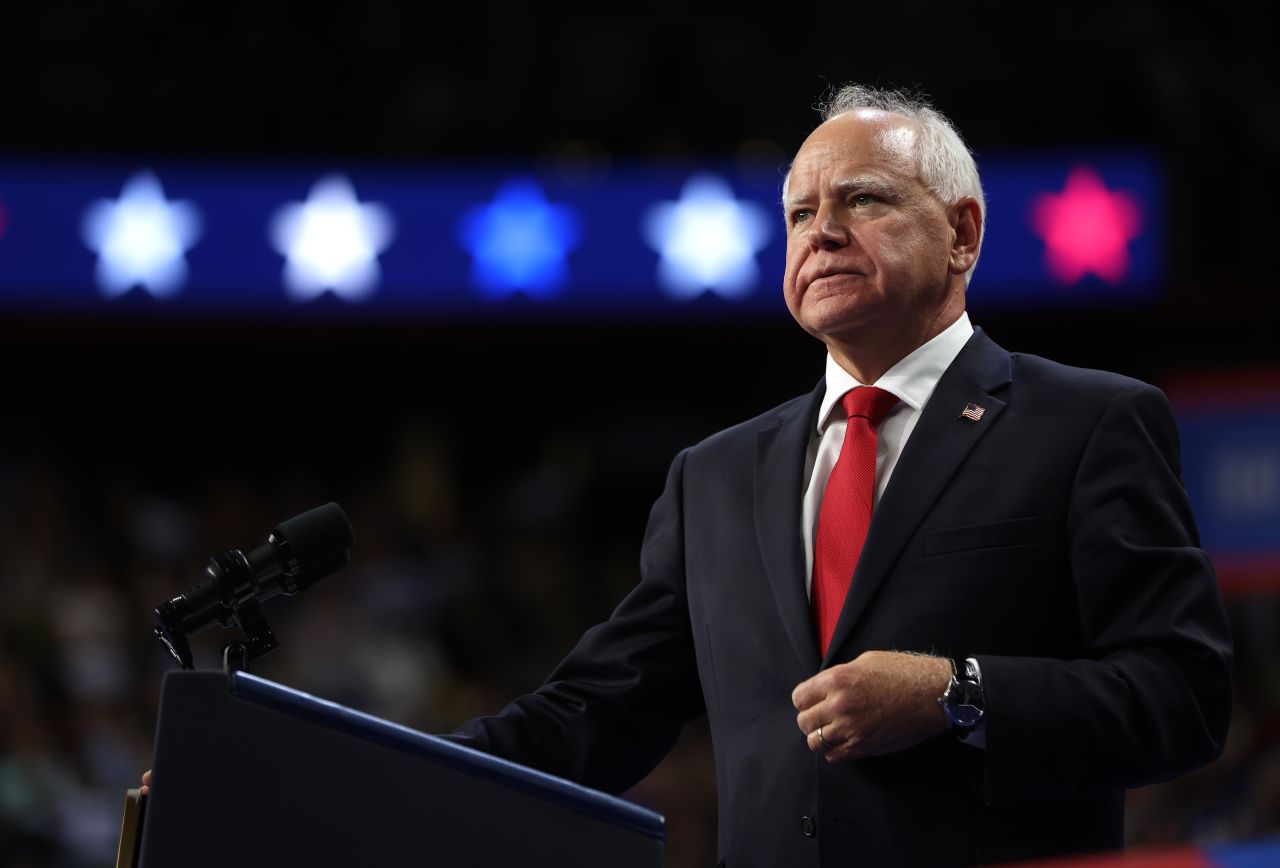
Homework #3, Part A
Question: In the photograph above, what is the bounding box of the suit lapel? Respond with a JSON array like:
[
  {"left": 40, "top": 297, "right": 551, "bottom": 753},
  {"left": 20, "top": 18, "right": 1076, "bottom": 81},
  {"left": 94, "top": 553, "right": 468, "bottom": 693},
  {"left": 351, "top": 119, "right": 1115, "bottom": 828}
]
[
  {"left": 822, "top": 329, "right": 1014, "bottom": 667},
  {"left": 754, "top": 380, "right": 825, "bottom": 673}
]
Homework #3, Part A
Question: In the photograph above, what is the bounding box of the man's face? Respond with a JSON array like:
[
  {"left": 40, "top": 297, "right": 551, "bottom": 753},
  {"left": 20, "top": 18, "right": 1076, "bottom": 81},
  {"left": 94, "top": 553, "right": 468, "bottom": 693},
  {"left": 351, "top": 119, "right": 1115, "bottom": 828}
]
[{"left": 782, "top": 110, "right": 959, "bottom": 349}]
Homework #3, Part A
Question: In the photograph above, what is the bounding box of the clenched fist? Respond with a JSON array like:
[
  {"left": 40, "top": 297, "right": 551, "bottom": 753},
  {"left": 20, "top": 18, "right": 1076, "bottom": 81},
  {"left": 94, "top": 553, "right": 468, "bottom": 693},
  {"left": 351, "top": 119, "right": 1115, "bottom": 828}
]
[{"left": 792, "top": 650, "right": 952, "bottom": 762}]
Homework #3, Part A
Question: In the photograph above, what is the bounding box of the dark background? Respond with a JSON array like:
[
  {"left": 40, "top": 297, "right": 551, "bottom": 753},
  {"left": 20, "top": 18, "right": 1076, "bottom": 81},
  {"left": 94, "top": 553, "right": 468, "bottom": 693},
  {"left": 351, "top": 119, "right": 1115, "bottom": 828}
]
[{"left": 1, "top": 3, "right": 1277, "bottom": 866}]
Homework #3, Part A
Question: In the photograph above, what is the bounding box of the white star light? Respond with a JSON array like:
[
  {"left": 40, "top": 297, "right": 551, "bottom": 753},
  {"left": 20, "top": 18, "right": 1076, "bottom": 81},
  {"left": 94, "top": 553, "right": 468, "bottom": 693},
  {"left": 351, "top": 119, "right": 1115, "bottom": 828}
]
[
  {"left": 270, "top": 175, "right": 395, "bottom": 302},
  {"left": 642, "top": 174, "right": 772, "bottom": 300},
  {"left": 80, "top": 172, "right": 203, "bottom": 299}
]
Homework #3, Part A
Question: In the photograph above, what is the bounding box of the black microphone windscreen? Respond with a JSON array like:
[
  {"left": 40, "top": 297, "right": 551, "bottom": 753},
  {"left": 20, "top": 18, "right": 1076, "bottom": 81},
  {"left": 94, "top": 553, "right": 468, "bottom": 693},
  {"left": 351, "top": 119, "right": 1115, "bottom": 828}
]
[{"left": 275, "top": 502, "right": 354, "bottom": 572}]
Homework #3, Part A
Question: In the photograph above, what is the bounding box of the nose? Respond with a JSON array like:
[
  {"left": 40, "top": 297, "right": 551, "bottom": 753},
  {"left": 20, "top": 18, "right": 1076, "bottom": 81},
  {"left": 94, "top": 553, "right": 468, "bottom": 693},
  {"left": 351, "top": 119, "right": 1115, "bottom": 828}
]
[{"left": 806, "top": 210, "right": 849, "bottom": 251}]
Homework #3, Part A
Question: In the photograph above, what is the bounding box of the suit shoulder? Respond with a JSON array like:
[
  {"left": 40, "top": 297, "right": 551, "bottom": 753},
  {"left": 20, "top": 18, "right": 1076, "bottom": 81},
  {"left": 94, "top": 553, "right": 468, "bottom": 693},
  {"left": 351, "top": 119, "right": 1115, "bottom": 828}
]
[
  {"left": 1007, "top": 352, "right": 1165, "bottom": 408},
  {"left": 684, "top": 389, "right": 816, "bottom": 459}
]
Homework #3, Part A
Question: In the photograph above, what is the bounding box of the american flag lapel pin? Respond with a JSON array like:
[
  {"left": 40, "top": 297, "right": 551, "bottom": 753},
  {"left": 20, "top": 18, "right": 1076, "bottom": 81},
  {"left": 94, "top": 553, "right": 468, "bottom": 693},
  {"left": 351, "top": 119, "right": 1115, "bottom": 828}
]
[{"left": 960, "top": 403, "right": 986, "bottom": 422}]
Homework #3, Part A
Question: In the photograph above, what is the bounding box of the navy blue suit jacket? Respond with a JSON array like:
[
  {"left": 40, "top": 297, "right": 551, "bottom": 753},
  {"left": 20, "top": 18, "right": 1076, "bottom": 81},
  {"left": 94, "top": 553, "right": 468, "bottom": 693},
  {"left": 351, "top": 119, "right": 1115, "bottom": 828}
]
[{"left": 451, "top": 329, "right": 1232, "bottom": 866}]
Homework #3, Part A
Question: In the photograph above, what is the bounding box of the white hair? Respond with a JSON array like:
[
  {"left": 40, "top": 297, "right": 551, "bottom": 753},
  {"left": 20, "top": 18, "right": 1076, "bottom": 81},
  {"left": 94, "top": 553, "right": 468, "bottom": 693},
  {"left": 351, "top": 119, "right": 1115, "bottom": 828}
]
[{"left": 790, "top": 84, "right": 987, "bottom": 283}]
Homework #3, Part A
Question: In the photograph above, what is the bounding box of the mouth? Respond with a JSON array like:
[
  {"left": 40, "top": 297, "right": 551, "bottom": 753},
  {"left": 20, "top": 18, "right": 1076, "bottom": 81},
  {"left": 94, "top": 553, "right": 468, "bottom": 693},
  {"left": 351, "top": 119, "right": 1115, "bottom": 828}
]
[{"left": 805, "top": 270, "right": 865, "bottom": 291}]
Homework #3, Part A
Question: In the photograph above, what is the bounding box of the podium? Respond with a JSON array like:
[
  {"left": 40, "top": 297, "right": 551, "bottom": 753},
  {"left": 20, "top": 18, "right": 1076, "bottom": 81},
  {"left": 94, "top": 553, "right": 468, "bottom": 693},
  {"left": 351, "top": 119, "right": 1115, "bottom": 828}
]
[{"left": 130, "top": 670, "right": 665, "bottom": 867}]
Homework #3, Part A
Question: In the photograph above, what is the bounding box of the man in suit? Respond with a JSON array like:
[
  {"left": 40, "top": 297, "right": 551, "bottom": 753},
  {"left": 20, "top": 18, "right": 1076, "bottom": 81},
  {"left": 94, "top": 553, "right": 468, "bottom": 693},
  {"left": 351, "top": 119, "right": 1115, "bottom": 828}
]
[{"left": 450, "top": 85, "right": 1233, "bottom": 865}]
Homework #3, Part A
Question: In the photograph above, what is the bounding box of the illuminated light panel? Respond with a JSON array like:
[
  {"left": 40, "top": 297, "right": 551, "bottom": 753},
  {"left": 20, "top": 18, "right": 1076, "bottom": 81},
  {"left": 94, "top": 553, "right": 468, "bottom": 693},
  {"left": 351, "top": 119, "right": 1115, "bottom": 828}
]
[
  {"left": 269, "top": 175, "right": 395, "bottom": 302},
  {"left": 642, "top": 174, "right": 772, "bottom": 300},
  {"left": 80, "top": 172, "right": 203, "bottom": 299},
  {"left": 0, "top": 154, "right": 1162, "bottom": 316},
  {"left": 1031, "top": 167, "right": 1142, "bottom": 285},
  {"left": 457, "top": 179, "right": 580, "bottom": 299},
  {"left": 1172, "top": 376, "right": 1280, "bottom": 595}
]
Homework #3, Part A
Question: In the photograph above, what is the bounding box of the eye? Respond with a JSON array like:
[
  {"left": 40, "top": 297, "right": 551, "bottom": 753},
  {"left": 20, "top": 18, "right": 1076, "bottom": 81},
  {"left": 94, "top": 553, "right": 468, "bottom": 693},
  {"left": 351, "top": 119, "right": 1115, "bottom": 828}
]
[
  {"left": 790, "top": 209, "right": 814, "bottom": 226},
  {"left": 852, "top": 193, "right": 878, "bottom": 207}
]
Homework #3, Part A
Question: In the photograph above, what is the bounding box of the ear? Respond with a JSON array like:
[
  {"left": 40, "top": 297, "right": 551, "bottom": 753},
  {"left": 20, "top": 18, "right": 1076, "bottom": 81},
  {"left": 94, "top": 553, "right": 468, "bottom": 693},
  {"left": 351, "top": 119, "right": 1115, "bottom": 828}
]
[{"left": 947, "top": 198, "right": 982, "bottom": 275}]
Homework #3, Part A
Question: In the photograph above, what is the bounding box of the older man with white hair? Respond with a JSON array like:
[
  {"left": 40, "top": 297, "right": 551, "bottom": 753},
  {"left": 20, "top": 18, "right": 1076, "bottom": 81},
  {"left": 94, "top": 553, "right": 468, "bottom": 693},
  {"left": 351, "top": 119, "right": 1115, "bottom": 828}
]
[
  {"left": 448, "top": 83, "right": 1232, "bottom": 866},
  {"left": 454, "top": 85, "right": 1233, "bottom": 865}
]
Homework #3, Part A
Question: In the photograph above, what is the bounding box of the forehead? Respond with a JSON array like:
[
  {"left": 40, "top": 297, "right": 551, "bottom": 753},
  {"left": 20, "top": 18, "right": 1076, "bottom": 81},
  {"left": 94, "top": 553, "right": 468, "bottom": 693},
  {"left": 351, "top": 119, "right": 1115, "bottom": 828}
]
[{"left": 787, "top": 109, "right": 921, "bottom": 192}]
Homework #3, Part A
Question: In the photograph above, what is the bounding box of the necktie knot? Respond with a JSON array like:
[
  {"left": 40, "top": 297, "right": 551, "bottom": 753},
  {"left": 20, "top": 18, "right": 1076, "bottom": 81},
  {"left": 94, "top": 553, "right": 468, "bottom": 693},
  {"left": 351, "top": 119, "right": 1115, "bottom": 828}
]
[{"left": 840, "top": 386, "right": 898, "bottom": 427}]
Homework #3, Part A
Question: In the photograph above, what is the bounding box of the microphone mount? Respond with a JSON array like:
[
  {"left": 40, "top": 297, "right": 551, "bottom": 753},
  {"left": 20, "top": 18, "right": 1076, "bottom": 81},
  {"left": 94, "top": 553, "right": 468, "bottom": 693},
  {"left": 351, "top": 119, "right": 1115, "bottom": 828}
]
[{"left": 153, "top": 503, "right": 354, "bottom": 674}]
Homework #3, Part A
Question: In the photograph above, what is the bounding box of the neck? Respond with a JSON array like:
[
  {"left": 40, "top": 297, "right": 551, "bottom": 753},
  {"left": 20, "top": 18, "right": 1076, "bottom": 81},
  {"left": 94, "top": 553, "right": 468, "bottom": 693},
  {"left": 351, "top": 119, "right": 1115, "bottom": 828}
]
[{"left": 826, "top": 304, "right": 964, "bottom": 385}]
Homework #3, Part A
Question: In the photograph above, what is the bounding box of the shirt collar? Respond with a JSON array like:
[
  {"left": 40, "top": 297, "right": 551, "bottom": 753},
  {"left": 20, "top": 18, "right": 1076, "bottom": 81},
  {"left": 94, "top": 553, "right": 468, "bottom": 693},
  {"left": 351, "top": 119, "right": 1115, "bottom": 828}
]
[{"left": 816, "top": 311, "right": 975, "bottom": 434}]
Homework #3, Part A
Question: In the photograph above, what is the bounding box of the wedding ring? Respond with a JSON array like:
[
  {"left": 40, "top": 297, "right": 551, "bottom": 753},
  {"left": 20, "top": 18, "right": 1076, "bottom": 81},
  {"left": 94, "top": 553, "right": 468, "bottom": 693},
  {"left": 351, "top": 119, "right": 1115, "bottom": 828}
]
[{"left": 818, "top": 725, "right": 836, "bottom": 749}]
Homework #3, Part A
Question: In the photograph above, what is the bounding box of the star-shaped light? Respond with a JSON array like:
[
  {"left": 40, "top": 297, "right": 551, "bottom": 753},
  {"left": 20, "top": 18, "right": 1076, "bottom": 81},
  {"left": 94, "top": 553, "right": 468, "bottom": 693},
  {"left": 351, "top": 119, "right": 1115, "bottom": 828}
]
[
  {"left": 642, "top": 174, "right": 772, "bottom": 300},
  {"left": 457, "top": 179, "right": 580, "bottom": 299},
  {"left": 1031, "top": 167, "right": 1142, "bottom": 285},
  {"left": 80, "top": 172, "right": 203, "bottom": 299},
  {"left": 270, "top": 175, "right": 395, "bottom": 302}
]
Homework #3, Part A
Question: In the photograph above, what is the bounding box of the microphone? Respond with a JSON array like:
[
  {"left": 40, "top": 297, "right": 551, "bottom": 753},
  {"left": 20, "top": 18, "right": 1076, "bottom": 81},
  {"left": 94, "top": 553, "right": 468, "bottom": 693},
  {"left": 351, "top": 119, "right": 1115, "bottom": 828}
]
[{"left": 154, "top": 502, "right": 354, "bottom": 670}]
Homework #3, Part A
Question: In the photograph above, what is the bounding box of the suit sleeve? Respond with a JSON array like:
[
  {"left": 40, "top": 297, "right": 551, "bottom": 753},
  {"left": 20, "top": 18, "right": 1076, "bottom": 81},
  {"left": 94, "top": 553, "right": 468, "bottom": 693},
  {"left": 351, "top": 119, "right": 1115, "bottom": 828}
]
[
  {"left": 447, "top": 449, "right": 706, "bottom": 794},
  {"left": 976, "top": 383, "right": 1232, "bottom": 803}
]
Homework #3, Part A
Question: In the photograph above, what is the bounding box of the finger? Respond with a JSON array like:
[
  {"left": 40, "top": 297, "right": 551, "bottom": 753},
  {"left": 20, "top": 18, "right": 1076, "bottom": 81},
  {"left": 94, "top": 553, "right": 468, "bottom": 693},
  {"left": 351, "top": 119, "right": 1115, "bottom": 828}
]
[
  {"left": 824, "top": 730, "right": 868, "bottom": 764},
  {"left": 142, "top": 770, "right": 151, "bottom": 788},
  {"left": 805, "top": 722, "right": 852, "bottom": 756},
  {"left": 819, "top": 731, "right": 858, "bottom": 763},
  {"left": 791, "top": 671, "right": 830, "bottom": 711},
  {"left": 795, "top": 695, "right": 840, "bottom": 736},
  {"left": 824, "top": 745, "right": 851, "bottom": 763}
]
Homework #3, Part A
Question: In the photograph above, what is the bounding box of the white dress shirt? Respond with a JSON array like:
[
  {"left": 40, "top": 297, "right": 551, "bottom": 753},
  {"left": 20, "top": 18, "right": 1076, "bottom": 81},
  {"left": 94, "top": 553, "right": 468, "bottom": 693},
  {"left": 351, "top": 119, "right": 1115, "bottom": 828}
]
[{"left": 801, "top": 312, "right": 975, "bottom": 596}]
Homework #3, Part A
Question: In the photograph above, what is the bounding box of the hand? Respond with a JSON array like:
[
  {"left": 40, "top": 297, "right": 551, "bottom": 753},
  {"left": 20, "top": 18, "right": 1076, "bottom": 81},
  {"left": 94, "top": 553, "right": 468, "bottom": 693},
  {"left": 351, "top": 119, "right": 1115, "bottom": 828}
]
[
  {"left": 792, "top": 650, "right": 952, "bottom": 762},
  {"left": 140, "top": 769, "right": 151, "bottom": 795}
]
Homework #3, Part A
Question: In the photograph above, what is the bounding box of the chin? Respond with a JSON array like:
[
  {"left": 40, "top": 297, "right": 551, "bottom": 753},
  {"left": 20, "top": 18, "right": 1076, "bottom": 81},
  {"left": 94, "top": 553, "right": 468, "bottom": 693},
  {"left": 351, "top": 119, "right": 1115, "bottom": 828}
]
[{"left": 799, "top": 298, "right": 884, "bottom": 339}]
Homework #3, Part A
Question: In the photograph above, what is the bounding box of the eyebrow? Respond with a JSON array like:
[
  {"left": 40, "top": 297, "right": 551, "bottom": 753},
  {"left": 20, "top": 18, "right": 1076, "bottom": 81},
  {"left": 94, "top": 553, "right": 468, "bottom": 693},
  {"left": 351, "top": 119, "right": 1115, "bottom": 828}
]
[
  {"left": 833, "top": 175, "right": 897, "bottom": 198},
  {"left": 781, "top": 174, "right": 899, "bottom": 211}
]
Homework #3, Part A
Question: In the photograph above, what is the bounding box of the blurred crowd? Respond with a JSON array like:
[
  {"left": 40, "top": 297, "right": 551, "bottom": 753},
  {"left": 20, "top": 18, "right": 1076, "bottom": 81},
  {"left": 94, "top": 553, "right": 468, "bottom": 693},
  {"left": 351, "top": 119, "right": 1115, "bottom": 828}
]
[
  {"left": 0, "top": 384, "right": 720, "bottom": 867},
  {"left": 1, "top": 377, "right": 1277, "bottom": 867}
]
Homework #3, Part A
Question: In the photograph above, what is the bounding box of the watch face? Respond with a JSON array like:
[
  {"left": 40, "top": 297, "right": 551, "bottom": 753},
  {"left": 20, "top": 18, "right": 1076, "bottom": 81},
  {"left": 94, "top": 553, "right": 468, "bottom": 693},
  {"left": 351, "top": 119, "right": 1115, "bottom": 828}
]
[
  {"left": 945, "top": 678, "right": 984, "bottom": 729},
  {"left": 951, "top": 704, "right": 982, "bottom": 728}
]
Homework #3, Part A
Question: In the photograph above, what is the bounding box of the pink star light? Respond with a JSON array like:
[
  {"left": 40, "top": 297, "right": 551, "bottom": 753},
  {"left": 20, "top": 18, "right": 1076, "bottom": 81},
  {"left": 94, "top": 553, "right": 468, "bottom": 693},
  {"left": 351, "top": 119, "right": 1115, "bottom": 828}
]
[{"left": 1031, "top": 167, "right": 1142, "bottom": 285}]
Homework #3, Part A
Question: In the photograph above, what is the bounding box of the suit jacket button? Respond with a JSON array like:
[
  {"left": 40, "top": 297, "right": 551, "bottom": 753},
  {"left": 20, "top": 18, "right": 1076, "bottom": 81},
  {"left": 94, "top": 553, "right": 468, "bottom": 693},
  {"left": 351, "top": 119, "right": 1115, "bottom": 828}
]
[{"left": 800, "top": 815, "right": 817, "bottom": 838}]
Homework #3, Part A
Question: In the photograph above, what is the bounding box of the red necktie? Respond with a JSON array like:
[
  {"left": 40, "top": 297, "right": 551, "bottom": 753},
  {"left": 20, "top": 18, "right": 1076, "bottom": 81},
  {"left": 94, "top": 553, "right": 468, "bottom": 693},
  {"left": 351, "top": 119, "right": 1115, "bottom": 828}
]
[{"left": 811, "top": 386, "right": 899, "bottom": 656}]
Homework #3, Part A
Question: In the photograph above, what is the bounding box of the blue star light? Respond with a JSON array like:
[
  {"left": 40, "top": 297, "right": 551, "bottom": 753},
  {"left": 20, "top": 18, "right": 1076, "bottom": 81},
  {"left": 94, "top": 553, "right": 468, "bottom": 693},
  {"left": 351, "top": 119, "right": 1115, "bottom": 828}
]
[
  {"left": 457, "top": 179, "right": 580, "bottom": 299},
  {"left": 642, "top": 174, "right": 772, "bottom": 300},
  {"left": 80, "top": 172, "right": 203, "bottom": 299}
]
